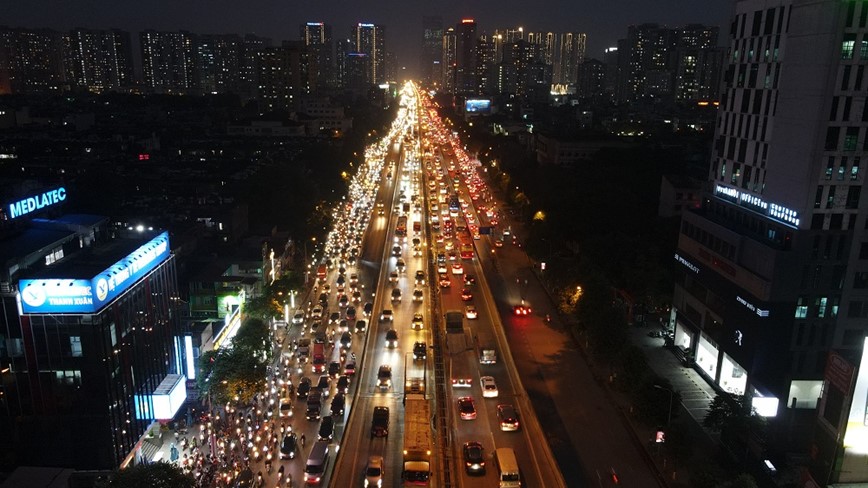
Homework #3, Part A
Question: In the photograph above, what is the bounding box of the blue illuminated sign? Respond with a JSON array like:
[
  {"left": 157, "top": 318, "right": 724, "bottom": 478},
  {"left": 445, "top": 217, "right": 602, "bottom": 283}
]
[
  {"left": 359, "top": 23, "right": 375, "bottom": 27},
  {"left": 465, "top": 99, "right": 491, "bottom": 114},
  {"left": 8, "top": 187, "right": 66, "bottom": 219},
  {"left": 19, "top": 232, "right": 170, "bottom": 314}
]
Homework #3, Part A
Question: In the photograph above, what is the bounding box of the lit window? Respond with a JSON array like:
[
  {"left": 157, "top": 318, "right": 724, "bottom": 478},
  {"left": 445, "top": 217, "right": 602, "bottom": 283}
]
[{"left": 70, "top": 336, "right": 82, "bottom": 357}]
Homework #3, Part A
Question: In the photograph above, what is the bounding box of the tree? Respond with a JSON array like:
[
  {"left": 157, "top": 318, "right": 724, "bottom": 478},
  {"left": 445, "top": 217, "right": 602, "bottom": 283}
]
[
  {"left": 728, "top": 473, "right": 759, "bottom": 488},
  {"left": 97, "top": 461, "right": 194, "bottom": 488}
]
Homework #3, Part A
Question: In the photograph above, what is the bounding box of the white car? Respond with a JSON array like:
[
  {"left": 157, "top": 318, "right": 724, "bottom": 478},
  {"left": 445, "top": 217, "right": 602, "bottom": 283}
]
[
  {"left": 481, "top": 376, "right": 498, "bottom": 398},
  {"left": 451, "top": 263, "right": 464, "bottom": 275},
  {"left": 292, "top": 311, "right": 305, "bottom": 325},
  {"left": 465, "top": 305, "right": 478, "bottom": 320},
  {"left": 365, "top": 456, "right": 384, "bottom": 487}
]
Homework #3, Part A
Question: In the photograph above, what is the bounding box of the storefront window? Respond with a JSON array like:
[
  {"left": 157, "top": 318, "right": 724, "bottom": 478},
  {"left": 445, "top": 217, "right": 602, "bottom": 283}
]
[
  {"left": 720, "top": 353, "right": 748, "bottom": 395},
  {"left": 696, "top": 333, "right": 720, "bottom": 380}
]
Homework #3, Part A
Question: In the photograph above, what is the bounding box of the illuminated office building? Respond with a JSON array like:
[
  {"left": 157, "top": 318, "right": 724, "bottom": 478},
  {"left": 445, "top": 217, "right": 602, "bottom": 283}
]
[
  {"left": 0, "top": 188, "right": 183, "bottom": 469},
  {"left": 421, "top": 16, "right": 443, "bottom": 88},
  {"left": 669, "top": 0, "right": 868, "bottom": 463},
  {"left": 352, "top": 23, "right": 385, "bottom": 85},
  {"left": 455, "top": 19, "right": 478, "bottom": 95},
  {"left": 441, "top": 27, "right": 457, "bottom": 93},
  {"left": 301, "top": 22, "right": 334, "bottom": 90}
]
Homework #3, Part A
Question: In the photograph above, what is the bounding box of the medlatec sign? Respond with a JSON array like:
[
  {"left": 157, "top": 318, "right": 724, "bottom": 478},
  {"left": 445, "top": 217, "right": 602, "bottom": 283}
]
[
  {"left": 8, "top": 187, "right": 67, "bottom": 219},
  {"left": 19, "top": 232, "right": 171, "bottom": 314}
]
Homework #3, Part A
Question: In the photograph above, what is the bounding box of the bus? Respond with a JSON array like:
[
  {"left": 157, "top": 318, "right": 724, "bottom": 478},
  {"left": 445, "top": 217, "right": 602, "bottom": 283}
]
[
  {"left": 460, "top": 243, "right": 474, "bottom": 260},
  {"left": 396, "top": 215, "right": 408, "bottom": 239},
  {"left": 403, "top": 394, "right": 432, "bottom": 485}
]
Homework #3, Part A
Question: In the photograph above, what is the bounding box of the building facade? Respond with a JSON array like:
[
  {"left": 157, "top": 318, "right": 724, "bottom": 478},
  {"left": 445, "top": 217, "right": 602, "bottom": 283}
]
[
  {"left": 670, "top": 0, "right": 868, "bottom": 459},
  {"left": 301, "top": 22, "right": 334, "bottom": 91},
  {"left": 352, "top": 23, "right": 385, "bottom": 85},
  {"left": 421, "top": 16, "right": 444, "bottom": 89},
  {"left": 0, "top": 207, "right": 183, "bottom": 469},
  {"left": 140, "top": 30, "right": 197, "bottom": 93},
  {"left": 62, "top": 28, "right": 134, "bottom": 93}
]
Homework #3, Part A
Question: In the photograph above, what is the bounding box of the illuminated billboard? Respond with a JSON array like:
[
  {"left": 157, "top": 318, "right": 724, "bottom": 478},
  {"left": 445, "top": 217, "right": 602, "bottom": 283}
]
[
  {"left": 19, "top": 232, "right": 171, "bottom": 314},
  {"left": 7, "top": 186, "right": 67, "bottom": 219},
  {"left": 465, "top": 99, "right": 491, "bottom": 114}
]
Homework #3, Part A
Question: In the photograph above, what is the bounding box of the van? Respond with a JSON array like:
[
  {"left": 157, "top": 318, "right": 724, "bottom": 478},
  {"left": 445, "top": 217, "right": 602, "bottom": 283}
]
[
  {"left": 303, "top": 440, "right": 330, "bottom": 485},
  {"left": 494, "top": 448, "right": 521, "bottom": 487}
]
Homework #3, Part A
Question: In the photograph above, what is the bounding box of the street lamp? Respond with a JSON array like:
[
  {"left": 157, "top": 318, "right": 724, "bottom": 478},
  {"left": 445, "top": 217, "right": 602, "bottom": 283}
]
[{"left": 653, "top": 384, "right": 674, "bottom": 427}]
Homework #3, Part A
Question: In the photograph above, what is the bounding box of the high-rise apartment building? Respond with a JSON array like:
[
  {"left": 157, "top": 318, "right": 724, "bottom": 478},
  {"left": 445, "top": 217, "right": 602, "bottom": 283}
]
[
  {"left": 62, "top": 28, "right": 133, "bottom": 93},
  {"left": 238, "top": 34, "right": 272, "bottom": 100},
  {"left": 421, "top": 16, "right": 444, "bottom": 89},
  {"left": 616, "top": 23, "right": 720, "bottom": 102},
  {"left": 196, "top": 34, "right": 241, "bottom": 94},
  {"left": 455, "top": 19, "right": 478, "bottom": 95},
  {"left": 476, "top": 35, "right": 498, "bottom": 95},
  {"left": 257, "top": 41, "right": 311, "bottom": 112},
  {"left": 673, "top": 24, "right": 723, "bottom": 101},
  {"left": 670, "top": 0, "right": 868, "bottom": 462},
  {"left": 0, "top": 27, "right": 64, "bottom": 94},
  {"left": 301, "top": 22, "right": 334, "bottom": 91},
  {"left": 352, "top": 23, "right": 385, "bottom": 85},
  {"left": 140, "top": 30, "right": 197, "bottom": 93},
  {"left": 442, "top": 27, "right": 457, "bottom": 93},
  {"left": 556, "top": 32, "right": 587, "bottom": 86}
]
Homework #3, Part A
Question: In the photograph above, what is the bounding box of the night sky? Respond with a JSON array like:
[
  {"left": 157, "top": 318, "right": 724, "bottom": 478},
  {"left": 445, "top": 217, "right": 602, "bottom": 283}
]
[{"left": 3, "top": 0, "right": 734, "bottom": 78}]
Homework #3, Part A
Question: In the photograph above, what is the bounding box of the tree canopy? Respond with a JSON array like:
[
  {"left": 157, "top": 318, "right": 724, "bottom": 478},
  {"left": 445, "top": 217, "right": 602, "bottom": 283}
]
[{"left": 97, "top": 461, "right": 194, "bottom": 488}]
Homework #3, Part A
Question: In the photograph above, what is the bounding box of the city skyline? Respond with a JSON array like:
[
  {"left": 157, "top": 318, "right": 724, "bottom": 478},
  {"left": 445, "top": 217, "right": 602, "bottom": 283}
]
[{"left": 3, "top": 0, "right": 734, "bottom": 78}]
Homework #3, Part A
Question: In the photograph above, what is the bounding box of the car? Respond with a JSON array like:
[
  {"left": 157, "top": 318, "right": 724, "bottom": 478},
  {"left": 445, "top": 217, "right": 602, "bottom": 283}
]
[
  {"left": 355, "top": 319, "right": 367, "bottom": 333},
  {"left": 352, "top": 290, "right": 363, "bottom": 302},
  {"left": 315, "top": 375, "right": 331, "bottom": 397},
  {"left": 363, "top": 302, "right": 374, "bottom": 316},
  {"left": 280, "top": 433, "right": 298, "bottom": 459},
  {"left": 305, "top": 391, "right": 323, "bottom": 420},
  {"left": 415, "top": 270, "right": 426, "bottom": 284},
  {"left": 461, "top": 288, "right": 473, "bottom": 301},
  {"left": 292, "top": 311, "right": 305, "bottom": 325},
  {"left": 330, "top": 392, "right": 345, "bottom": 416},
  {"left": 336, "top": 375, "right": 350, "bottom": 394},
  {"left": 448, "top": 251, "right": 458, "bottom": 261},
  {"left": 412, "top": 289, "right": 424, "bottom": 302},
  {"left": 311, "top": 306, "right": 323, "bottom": 319},
  {"left": 329, "top": 312, "right": 341, "bottom": 324},
  {"left": 513, "top": 304, "right": 532, "bottom": 316},
  {"left": 458, "top": 396, "right": 477, "bottom": 420},
  {"left": 463, "top": 441, "right": 486, "bottom": 475},
  {"left": 481, "top": 376, "right": 498, "bottom": 398},
  {"left": 392, "top": 245, "right": 401, "bottom": 256},
  {"left": 396, "top": 259, "right": 406, "bottom": 272},
  {"left": 377, "top": 365, "right": 393, "bottom": 390},
  {"left": 391, "top": 288, "right": 402, "bottom": 302},
  {"left": 464, "top": 274, "right": 476, "bottom": 286},
  {"left": 328, "top": 361, "right": 341, "bottom": 377},
  {"left": 451, "top": 263, "right": 464, "bottom": 275},
  {"left": 296, "top": 377, "right": 312, "bottom": 399},
  {"left": 497, "top": 404, "right": 521, "bottom": 431},
  {"left": 322, "top": 284, "right": 331, "bottom": 295},
  {"left": 439, "top": 274, "right": 451, "bottom": 287},
  {"left": 411, "top": 313, "right": 425, "bottom": 330},
  {"left": 336, "top": 275, "right": 346, "bottom": 286},
  {"left": 339, "top": 331, "right": 352, "bottom": 349},
  {"left": 279, "top": 397, "right": 293, "bottom": 417},
  {"left": 350, "top": 273, "right": 359, "bottom": 284},
  {"left": 437, "top": 263, "right": 448, "bottom": 274},
  {"left": 346, "top": 306, "right": 357, "bottom": 320},
  {"left": 338, "top": 319, "right": 349, "bottom": 332},
  {"left": 413, "top": 341, "right": 427, "bottom": 360},
  {"left": 338, "top": 295, "right": 349, "bottom": 308},
  {"left": 380, "top": 309, "right": 394, "bottom": 321},
  {"left": 385, "top": 329, "right": 398, "bottom": 348},
  {"left": 365, "top": 455, "right": 384, "bottom": 487},
  {"left": 344, "top": 361, "right": 356, "bottom": 376},
  {"left": 494, "top": 238, "right": 504, "bottom": 247},
  {"left": 389, "top": 271, "right": 399, "bottom": 283},
  {"left": 318, "top": 416, "right": 335, "bottom": 441},
  {"left": 465, "top": 305, "right": 478, "bottom": 320}
]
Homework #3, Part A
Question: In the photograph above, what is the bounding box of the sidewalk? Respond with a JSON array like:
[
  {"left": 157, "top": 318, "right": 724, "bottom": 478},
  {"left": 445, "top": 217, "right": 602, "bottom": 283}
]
[{"left": 490, "top": 192, "right": 722, "bottom": 487}]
